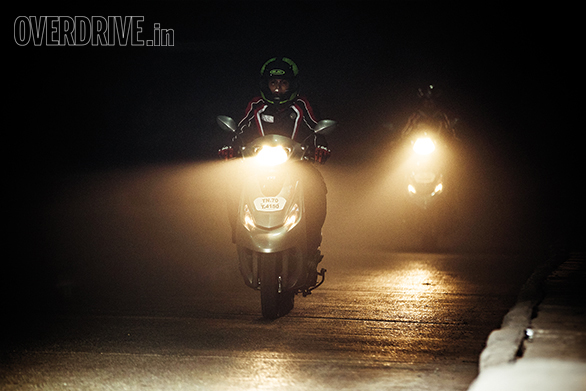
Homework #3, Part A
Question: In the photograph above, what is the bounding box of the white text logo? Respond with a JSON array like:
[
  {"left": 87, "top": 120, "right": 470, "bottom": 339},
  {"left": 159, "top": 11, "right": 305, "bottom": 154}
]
[{"left": 14, "top": 16, "right": 174, "bottom": 47}]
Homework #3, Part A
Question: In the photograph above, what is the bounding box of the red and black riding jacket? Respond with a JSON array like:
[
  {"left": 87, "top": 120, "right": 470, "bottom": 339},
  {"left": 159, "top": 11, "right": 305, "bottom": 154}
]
[{"left": 234, "top": 96, "right": 327, "bottom": 148}]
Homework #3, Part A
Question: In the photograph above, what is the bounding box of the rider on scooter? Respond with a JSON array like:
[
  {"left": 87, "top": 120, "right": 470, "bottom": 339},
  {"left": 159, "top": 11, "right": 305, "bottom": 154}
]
[
  {"left": 219, "top": 57, "right": 331, "bottom": 260},
  {"left": 402, "top": 84, "right": 457, "bottom": 139}
]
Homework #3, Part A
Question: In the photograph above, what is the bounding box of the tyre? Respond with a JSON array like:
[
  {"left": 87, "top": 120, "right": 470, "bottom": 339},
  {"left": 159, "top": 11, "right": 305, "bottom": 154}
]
[
  {"left": 260, "top": 253, "right": 279, "bottom": 319},
  {"left": 259, "top": 253, "right": 295, "bottom": 319}
]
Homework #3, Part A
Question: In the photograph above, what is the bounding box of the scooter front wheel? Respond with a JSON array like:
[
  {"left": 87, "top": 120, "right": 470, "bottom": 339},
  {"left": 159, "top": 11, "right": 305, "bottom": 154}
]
[{"left": 260, "top": 253, "right": 279, "bottom": 319}]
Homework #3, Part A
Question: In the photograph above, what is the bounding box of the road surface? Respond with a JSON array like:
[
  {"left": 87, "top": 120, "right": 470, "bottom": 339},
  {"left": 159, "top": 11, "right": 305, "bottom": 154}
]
[{"left": 4, "top": 161, "right": 539, "bottom": 390}]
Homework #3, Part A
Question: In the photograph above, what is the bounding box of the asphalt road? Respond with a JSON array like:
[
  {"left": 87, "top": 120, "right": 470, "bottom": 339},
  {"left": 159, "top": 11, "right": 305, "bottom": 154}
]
[
  {"left": 4, "top": 160, "right": 540, "bottom": 390},
  {"left": 4, "top": 250, "right": 535, "bottom": 391}
]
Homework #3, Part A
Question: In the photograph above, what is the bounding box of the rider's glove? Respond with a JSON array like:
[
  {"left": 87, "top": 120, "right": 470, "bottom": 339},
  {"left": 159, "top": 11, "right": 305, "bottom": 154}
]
[
  {"left": 314, "top": 145, "right": 331, "bottom": 164},
  {"left": 218, "top": 145, "right": 234, "bottom": 160}
]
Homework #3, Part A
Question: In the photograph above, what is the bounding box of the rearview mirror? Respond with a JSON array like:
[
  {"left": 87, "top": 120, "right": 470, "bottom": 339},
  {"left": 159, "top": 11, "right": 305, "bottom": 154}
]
[
  {"left": 314, "top": 119, "right": 337, "bottom": 135},
  {"left": 216, "top": 115, "right": 237, "bottom": 133}
]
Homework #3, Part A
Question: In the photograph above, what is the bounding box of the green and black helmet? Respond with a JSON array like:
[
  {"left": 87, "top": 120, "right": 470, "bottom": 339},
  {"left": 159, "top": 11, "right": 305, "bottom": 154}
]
[{"left": 259, "top": 57, "right": 300, "bottom": 105}]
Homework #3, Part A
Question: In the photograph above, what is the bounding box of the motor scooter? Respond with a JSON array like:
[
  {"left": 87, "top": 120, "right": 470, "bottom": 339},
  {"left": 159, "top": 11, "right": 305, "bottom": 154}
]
[
  {"left": 403, "top": 124, "right": 450, "bottom": 249},
  {"left": 217, "top": 115, "right": 336, "bottom": 318}
]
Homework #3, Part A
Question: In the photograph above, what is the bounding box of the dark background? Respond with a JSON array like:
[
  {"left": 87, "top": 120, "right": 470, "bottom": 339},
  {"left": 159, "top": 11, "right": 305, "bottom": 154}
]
[
  {"left": 7, "top": 2, "right": 582, "bottom": 324},
  {"left": 12, "top": 3, "right": 570, "bottom": 167}
]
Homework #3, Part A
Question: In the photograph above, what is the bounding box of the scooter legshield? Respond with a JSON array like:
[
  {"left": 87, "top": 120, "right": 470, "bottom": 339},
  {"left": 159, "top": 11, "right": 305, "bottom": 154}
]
[
  {"left": 236, "top": 169, "right": 308, "bottom": 254},
  {"left": 235, "top": 166, "right": 310, "bottom": 292},
  {"left": 407, "top": 171, "right": 444, "bottom": 210}
]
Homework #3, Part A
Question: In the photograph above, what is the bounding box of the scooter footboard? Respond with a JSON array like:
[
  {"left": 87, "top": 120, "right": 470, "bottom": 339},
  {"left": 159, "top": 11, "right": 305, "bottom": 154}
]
[{"left": 237, "top": 246, "right": 307, "bottom": 291}]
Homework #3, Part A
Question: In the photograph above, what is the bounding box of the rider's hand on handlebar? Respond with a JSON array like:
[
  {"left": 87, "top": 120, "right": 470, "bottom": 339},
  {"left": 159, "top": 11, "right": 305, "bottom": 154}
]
[
  {"left": 314, "top": 145, "right": 331, "bottom": 164},
  {"left": 218, "top": 145, "right": 234, "bottom": 160}
]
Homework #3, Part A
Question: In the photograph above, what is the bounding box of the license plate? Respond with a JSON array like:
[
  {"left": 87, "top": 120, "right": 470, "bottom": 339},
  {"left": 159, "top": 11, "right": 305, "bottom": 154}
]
[
  {"left": 414, "top": 172, "right": 436, "bottom": 183},
  {"left": 254, "top": 197, "right": 287, "bottom": 211}
]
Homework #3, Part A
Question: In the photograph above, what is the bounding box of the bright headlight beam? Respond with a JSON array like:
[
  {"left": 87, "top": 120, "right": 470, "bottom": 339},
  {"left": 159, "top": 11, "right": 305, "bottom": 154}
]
[
  {"left": 256, "top": 145, "right": 289, "bottom": 166},
  {"left": 413, "top": 137, "right": 436, "bottom": 155}
]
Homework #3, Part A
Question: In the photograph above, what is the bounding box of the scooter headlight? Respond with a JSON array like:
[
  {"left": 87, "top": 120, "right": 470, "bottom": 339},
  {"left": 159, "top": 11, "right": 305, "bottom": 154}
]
[
  {"left": 256, "top": 145, "right": 289, "bottom": 166},
  {"left": 283, "top": 203, "right": 300, "bottom": 231},
  {"left": 408, "top": 184, "right": 417, "bottom": 194},
  {"left": 413, "top": 137, "right": 436, "bottom": 155},
  {"left": 433, "top": 183, "right": 443, "bottom": 195}
]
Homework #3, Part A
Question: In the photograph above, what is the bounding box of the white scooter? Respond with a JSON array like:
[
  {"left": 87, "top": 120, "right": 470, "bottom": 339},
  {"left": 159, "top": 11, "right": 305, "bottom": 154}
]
[{"left": 217, "top": 116, "right": 336, "bottom": 319}]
